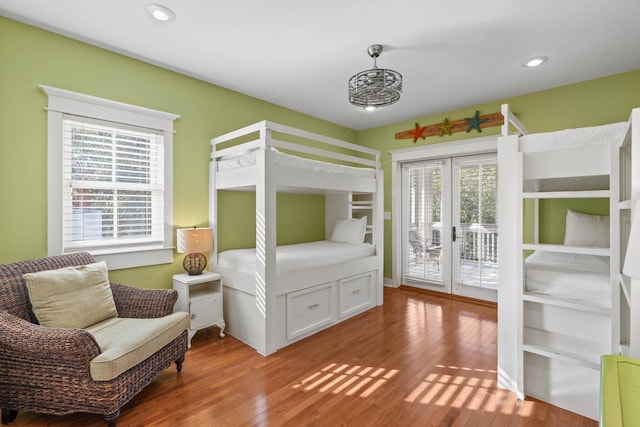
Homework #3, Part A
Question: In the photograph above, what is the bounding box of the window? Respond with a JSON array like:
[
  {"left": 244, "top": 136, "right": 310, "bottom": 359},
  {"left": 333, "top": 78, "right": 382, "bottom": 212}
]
[{"left": 41, "top": 85, "right": 179, "bottom": 270}]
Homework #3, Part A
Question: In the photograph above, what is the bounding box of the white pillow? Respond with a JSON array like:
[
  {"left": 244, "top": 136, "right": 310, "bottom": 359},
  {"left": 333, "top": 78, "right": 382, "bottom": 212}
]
[
  {"left": 329, "top": 216, "right": 367, "bottom": 244},
  {"left": 564, "top": 209, "right": 609, "bottom": 247},
  {"left": 219, "top": 146, "right": 279, "bottom": 160}
]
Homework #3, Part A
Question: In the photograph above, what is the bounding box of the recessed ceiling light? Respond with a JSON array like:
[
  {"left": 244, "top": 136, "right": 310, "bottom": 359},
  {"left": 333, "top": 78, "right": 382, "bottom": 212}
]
[
  {"left": 523, "top": 56, "right": 548, "bottom": 68},
  {"left": 146, "top": 4, "right": 176, "bottom": 22}
]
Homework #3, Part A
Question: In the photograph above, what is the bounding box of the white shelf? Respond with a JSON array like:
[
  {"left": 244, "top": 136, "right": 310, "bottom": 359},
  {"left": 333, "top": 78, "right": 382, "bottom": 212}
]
[
  {"left": 620, "top": 199, "right": 633, "bottom": 210},
  {"left": 523, "top": 243, "right": 610, "bottom": 256},
  {"left": 522, "top": 344, "right": 601, "bottom": 370},
  {"left": 522, "top": 190, "right": 610, "bottom": 199},
  {"left": 523, "top": 292, "right": 611, "bottom": 315}
]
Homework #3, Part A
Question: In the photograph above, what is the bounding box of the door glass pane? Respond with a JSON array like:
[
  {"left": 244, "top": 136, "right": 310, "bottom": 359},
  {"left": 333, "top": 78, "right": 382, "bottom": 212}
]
[
  {"left": 403, "top": 161, "right": 445, "bottom": 284},
  {"left": 454, "top": 157, "right": 498, "bottom": 289}
]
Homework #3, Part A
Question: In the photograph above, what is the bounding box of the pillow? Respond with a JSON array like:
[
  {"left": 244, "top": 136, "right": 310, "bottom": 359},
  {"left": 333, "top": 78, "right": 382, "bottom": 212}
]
[
  {"left": 220, "top": 148, "right": 251, "bottom": 160},
  {"left": 329, "top": 216, "right": 367, "bottom": 244},
  {"left": 23, "top": 261, "right": 118, "bottom": 329},
  {"left": 219, "top": 146, "right": 279, "bottom": 160},
  {"left": 563, "top": 209, "right": 610, "bottom": 248}
]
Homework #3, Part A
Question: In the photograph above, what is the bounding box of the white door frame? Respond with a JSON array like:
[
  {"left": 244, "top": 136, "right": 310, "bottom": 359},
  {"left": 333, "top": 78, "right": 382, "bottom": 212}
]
[{"left": 390, "top": 136, "right": 498, "bottom": 288}]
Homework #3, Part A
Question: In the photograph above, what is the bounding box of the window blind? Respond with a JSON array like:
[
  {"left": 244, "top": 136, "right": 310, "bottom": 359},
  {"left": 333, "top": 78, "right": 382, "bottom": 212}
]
[
  {"left": 62, "top": 115, "right": 165, "bottom": 251},
  {"left": 403, "top": 160, "right": 446, "bottom": 283},
  {"left": 453, "top": 157, "right": 499, "bottom": 289}
]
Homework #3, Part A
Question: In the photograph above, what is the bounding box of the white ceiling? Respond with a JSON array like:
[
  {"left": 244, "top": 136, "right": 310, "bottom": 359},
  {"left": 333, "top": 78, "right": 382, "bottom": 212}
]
[{"left": 2, "top": 0, "right": 640, "bottom": 131}]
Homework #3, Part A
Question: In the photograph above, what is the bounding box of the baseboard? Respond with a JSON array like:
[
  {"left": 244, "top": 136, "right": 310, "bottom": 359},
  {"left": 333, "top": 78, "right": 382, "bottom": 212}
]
[{"left": 398, "top": 284, "right": 497, "bottom": 308}]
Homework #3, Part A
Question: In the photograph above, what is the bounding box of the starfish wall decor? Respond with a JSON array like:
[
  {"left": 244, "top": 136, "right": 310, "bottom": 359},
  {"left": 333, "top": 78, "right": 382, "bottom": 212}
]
[{"left": 395, "top": 111, "right": 503, "bottom": 142}]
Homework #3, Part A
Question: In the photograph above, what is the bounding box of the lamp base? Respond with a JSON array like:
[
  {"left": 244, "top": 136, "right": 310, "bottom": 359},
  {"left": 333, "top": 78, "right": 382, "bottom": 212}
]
[{"left": 183, "top": 253, "right": 207, "bottom": 275}]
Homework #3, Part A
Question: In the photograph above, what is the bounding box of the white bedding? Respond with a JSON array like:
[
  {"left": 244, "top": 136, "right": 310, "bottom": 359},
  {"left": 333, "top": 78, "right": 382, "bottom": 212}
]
[
  {"left": 216, "top": 148, "right": 376, "bottom": 178},
  {"left": 525, "top": 251, "right": 610, "bottom": 307},
  {"left": 519, "top": 122, "right": 628, "bottom": 153},
  {"left": 217, "top": 240, "right": 375, "bottom": 275}
]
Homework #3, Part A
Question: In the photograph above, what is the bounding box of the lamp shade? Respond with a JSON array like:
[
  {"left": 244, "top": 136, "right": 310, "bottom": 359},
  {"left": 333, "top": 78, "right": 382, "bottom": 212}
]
[
  {"left": 177, "top": 228, "right": 213, "bottom": 254},
  {"left": 623, "top": 202, "right": 640, "bottom": 279}
]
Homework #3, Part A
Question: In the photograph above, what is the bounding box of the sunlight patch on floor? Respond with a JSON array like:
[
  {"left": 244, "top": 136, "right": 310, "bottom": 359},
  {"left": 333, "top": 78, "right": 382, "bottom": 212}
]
[
  {"left": 405, "top": 364, "right": 534, "bottom": 417},
  {"left": 292, "top": 363, "right": 399, "bottom": 398}
]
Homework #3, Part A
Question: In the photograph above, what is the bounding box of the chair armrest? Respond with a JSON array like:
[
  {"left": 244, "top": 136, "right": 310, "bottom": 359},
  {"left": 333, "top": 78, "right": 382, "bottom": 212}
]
[
  {"left": 110, "top": 282, "right": 178, "bottom": 318},
  {"left": 0, "top": 310, "right": 100, "bottom": 363}
]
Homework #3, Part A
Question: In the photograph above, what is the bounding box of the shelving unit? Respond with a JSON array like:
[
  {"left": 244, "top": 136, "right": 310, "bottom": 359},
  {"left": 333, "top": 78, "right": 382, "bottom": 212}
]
[
  {"left": 497, "top": 105, "right": 639, "bottom": 420},
  {"left": 521, "top": 147, "right": 618, "bottom": 420}
]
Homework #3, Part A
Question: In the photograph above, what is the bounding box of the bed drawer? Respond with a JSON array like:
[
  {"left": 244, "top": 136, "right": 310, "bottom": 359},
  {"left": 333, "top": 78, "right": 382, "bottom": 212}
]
[
  {"left": 286, "top": 282, "right": 335, "bottom": 340},
  {"left": 339, "top": 271, "right": 374, "bottom": 318}
]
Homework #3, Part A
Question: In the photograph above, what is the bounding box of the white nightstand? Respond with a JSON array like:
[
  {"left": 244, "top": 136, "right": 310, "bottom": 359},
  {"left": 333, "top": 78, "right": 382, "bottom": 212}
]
[{"left": 172, "top": 271, "right": 225, "bottom": 347}]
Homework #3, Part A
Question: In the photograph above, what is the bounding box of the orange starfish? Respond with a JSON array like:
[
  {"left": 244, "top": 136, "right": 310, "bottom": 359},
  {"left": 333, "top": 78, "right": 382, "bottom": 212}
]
[{"left": 408, "top": 123, "right": 427, "bottom": 143}]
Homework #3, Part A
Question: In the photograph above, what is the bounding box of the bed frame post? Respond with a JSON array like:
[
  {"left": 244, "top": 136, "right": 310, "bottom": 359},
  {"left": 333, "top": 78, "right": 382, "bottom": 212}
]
[
  {"left": 501, "top": 103, "right": 529, "bottom": 136},
  {"left": 374, "top": 170, "right": 384, "bottom": 304},
  {"left": 630, "top": 109, "right": 640, "bottom": 358},
  {"left": 209, "top": 143, "right": 218, "bottom": 267},
  {"left": 610, "top": 138, "right": 621, "bottom": 356},
  {"left": 255, "top": 123, "right": 278, "bottom": 356},
  {"left": 497, "top": 132, "right": 524, "bottom": 399}
]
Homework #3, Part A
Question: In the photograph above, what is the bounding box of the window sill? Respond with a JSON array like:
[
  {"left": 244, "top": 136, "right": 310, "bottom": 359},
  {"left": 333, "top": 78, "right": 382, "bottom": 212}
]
[{"left": 68, "top": 246, "right": 174, "bottom": 270}]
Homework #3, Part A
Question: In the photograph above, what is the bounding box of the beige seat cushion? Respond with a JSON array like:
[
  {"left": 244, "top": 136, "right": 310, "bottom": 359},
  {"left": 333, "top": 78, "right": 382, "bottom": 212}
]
[
  {"left": 86, "top": 312, "right": 189, "bottom": 381},
  {"left": 23, "top": 261, "right": 117, "bottom": 329}
]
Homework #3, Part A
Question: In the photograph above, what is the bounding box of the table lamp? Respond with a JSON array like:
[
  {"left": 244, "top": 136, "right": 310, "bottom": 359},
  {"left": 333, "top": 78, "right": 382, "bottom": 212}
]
[
  {"left": 177, "top": 227, "right": 213, "bottom": 275},
  {"left": 624, "top": 202, "right": 640, "bottom": 279}
]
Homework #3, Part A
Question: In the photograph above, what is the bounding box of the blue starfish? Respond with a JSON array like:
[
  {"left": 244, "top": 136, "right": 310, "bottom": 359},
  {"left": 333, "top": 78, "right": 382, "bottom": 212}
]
[{"left": 465, "top": 110, "right": 489, "bottom": 133}]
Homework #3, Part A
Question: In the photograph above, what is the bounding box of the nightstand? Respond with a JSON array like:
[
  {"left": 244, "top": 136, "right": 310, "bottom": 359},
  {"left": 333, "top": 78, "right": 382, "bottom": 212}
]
[{"left": 172, "top": 271, "right": 225, "bottom": 347}]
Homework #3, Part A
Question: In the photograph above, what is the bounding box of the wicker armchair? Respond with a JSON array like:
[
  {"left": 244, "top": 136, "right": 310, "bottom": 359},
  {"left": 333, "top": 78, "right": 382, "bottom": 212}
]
[{"left": 0, "top": 253, "right": 189, "bottom": 426}]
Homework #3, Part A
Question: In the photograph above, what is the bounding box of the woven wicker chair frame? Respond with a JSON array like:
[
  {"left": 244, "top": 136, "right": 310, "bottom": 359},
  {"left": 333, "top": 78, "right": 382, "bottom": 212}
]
[{"left": 0, "top": 252, "right": 188, "bottom": 426}]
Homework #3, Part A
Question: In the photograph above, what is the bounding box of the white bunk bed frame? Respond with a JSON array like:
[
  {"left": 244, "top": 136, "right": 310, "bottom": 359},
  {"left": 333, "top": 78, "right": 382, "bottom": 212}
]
[
  {"left": 498, "top": 104, "right": 640, "bottom": 419},
  {"left": 209, "top": 121, "right": 384, "bottom": 356}
]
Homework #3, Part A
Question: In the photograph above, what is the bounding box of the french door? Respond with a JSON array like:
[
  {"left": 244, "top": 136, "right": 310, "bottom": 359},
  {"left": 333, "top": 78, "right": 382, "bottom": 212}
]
[{"left": 401, "top": 153, "right": 498, "bottom": 302}]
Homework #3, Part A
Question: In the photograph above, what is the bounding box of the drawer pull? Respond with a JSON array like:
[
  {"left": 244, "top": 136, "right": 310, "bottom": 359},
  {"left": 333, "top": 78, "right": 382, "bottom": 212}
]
[
  {"left": 190, "top": 313, "right": 196, "bottom": 319},
  {"left": 308, "top": 303, "right": 320, "bottom": 310},
  {"left": 352, "top": 289, "right": 361, "bottom": 294}
]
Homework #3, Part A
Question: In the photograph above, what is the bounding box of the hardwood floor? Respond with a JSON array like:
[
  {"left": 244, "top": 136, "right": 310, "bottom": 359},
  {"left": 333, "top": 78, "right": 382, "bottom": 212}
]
[{"left": 14, "top": 287, "right": 596, "bottom": 426}]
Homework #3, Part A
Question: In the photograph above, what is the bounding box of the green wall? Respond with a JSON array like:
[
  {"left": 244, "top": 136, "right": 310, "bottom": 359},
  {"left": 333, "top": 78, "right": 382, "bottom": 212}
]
[
  {"left": 0, "top": 17, "right": 352, "bottom": 288},
  {"left": 358, "top": 70, "right": 640, "bottom": 277},
  {"left": 2, "top": 16, "right": 639, "bottom": 286}
]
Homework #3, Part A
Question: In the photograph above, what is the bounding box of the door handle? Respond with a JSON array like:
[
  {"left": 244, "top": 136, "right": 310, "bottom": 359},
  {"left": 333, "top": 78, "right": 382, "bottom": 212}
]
[{"left": 452, "top": 226, "right": 457, "bottom": 242}]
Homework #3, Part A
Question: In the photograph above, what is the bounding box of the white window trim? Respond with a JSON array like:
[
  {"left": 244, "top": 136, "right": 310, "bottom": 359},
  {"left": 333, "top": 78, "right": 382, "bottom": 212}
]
[{"left": 41, "top": 84, "right": 180, "bottom": 270}]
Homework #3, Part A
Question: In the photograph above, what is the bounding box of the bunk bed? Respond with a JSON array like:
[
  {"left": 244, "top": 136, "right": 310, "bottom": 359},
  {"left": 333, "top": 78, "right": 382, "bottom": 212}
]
[
  {"left": 497, "top": 104, "right": 640, "bottom": 420},
  {"left": 209, "top": 121, "right": 384, "bottom": 356}
]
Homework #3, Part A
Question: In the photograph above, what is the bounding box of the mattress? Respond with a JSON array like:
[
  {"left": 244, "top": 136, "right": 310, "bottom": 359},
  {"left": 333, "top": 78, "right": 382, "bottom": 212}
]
[
  {"left": 217, "top": 240, "right": 375, "bottom": 275},
  {"left": 525, "top": 250, "right": 610, "bottom": 307},
  {"left": 519, "top": 122, "right": 628, "bottom": 153},
  {"left": 216, "top": 147, "right": 376, "bottom": 178}
]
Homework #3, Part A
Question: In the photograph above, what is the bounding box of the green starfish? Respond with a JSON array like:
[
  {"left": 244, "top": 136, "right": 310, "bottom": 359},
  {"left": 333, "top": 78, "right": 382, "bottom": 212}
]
[
  {"left": 438, "top": 118, "right": 452, "bottom": 136},
  {"left": 465, "top": 110, "right": 489, "bottom": 133}
]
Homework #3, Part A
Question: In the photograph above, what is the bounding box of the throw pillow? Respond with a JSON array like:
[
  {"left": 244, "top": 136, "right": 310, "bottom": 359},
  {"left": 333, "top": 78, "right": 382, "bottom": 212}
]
[
  {"left": 329, "top": 216, "right": 367, "bottom": 244},
  {"left": 564, "top": 209, "right": 610, "bottom": 248},
  {"left": 23, "top": 261, "right": 118, "bottom": 329}
]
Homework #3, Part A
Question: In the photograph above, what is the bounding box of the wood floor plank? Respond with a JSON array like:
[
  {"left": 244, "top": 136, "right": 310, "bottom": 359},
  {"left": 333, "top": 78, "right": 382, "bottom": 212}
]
[{"left": 12, "top": 287, "right": 597, "bottom": 426}]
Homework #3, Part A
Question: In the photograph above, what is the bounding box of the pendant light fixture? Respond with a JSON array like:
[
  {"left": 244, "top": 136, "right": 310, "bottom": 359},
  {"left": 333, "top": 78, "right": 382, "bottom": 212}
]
[{"left": 348, "top": 44, "right": 403, "bottom": 112}]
